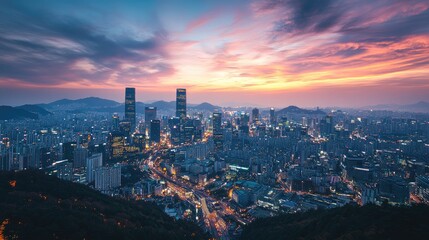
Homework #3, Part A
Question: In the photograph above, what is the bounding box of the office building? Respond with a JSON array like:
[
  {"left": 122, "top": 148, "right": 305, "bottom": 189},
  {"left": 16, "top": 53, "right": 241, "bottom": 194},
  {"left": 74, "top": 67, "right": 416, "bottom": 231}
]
[
  {"left": 95, "top": 164, "right": 121, "bottom": 191},
  {"left": 145, "top": 106, "right": 157, "bottom": 127},
  {"left": 270, "top": 108, "right": 275, "bottom": 124},
  {"left": 379, "top": 177, "right": 410, "bottom": 204},
  {"left": 62, "top": 142, "right": 77, "bottom": 162},
  {"left": 112, "top": 113, "right": 120, "bottom": 131},
  {"left": 86, "top": 153, "right": 102, "bottom": 183},
  {"left": 125, "top": 87, "right": 136, "bottom": 130},
  {"left": 168, "top": 117, "right": 181, "bottom": 145},
  {"left": 212, "top": 112, "right": 222, "bottom": 134},
  {"left": 252, "top": 108, "right": 259, "bottom": 123},
  {"left": 73, "top": 147, "right": 88, "bottom": 168},
  {"left": 28, "top": 144, "right": 40, "bottom": 169},
  {"left": 176, "top": 88, "right": 186, "bottom": 120},
  {"left": 150, "top": 120, "right": 161, "bottom": 143}
]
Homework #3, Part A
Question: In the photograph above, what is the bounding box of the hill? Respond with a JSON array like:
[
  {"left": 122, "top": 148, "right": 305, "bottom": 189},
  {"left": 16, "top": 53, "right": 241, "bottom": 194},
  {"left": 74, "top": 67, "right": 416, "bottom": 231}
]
[
  {"left": 240, "top": 204, "right": 429, "bottom": 240},
  {"left": 149, "top": 100, "right": 176, "bottom": 110},
  {"left": 0, "top": 171, "right": 207, "bottom": 240},
  {"left": 192, "top": 102, "right": 221, "bottom": 112},
  {"left": 363, "top": 101, "right": 429, "bottom": 113},
  {"left": 0, "top": 106, "right": 39, "bottom": 120},
  {"left": 43, "top": 97, "right": 121, "bottom": 111},
  {"left": 15, "top": 104, "right": 52, "bottom": 116},
  {"left": 276, "top": 106, "right": 326, "bottom": 116}
]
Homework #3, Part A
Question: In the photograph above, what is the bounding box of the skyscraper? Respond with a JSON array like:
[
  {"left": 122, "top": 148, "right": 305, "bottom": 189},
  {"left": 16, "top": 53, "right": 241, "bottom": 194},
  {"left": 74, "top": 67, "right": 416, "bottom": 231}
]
[
  {"left": 145, "top": 107, "right": 157, "bottom": 124},
  {"left": 145, "top": 106, "right": 157, "bottom": 134},
  {"left": 86, "top": 153, "right": 102, "bottom": 183},
  {"left": 95, "top": 164, "right": 121, "bottom": 191},
  {"left": 212, "top": 112, "right": 222, "bottom": 134},
  {"left": 150, "top": 120, "right": 161, "bottom": 143},
  {"left": 176, "top": 88, "right": 186, "bottom": 120},
  {"left": 252, "top": 108, "right": 259, "bottom": 123},
  {"left": 73, "top": 147, "right": 88, "bottom": 168},
  {"left": 320, "top": 115, "right": 333, "bottom": 137},
  {"left": 240, "top": 112, "right": 249, "bottom": 126},
  {"left": 168, "top": 117, "right": 181, "bottom": 145},
  {"left": 270, "top": 108, "right": 275, "bottom": 125},
  {"left": 125, "top": 87, "right": 136, "bottom": 130},
  {"left": 112, "top": 113, "right": 120, "bottom": 131}
]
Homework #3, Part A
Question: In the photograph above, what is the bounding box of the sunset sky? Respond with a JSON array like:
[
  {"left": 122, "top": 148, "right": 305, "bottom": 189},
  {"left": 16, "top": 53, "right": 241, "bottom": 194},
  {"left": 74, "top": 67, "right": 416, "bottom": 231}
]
[{"left": 1, "top": 0, "right": 429, "bottom": 107}]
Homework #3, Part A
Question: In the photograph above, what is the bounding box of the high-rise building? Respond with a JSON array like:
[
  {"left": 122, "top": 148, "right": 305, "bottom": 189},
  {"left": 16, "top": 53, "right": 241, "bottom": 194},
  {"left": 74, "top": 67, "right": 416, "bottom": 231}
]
[
  {"left": 184, "top": 125, "right": 195, "bottom": 143},
  {"left": 145, "top": 106, "right": 157, "bottom": 134},
  {"left": 145, "top": 107, "right": 157, "bottom": 125},
  {"left": 28, "top": 144, "right": 40, "bottom": 169},
  {"left": 212, "top": 112, "right": 222, "bottom": 134},
  {"left": 168, "top": 117, "right": 181, "bottom": 145},
  {"left": 109, "top": 132, "right": 126, "bottom": 159},
  {"left": 270, "top": 108, "right": 275, "bottom": 125},
  {"left": 176, "top": 88, "right": 186, "bottom": 120},
  {"left": 62, "top": 142, "right": 77, "bottom": 162},
  {"left": 320, "top": 115, "right": 333, "bottom": 137},
  {"left": 73, "top": 147, "right": 88, "bottom": 168},
  {"left": 213, "top": 133, "right": 223, "bottom": 152},
  {"left": 125, "top": 87, "right": 136, "bottom": 130},
  {"left": 239, "top": 112, "right": 250, "bottom": 135},
  {"left": 95, "top": 164, "right": 121, "bottom": 191},
  {"left": 150, "top": 120, "right": 161, "bottom": 143},
  {"left": 86, "top": 153, "right": 102, "bottom": 183},
  {"left": 252, "top": 108, "right": 259, "bottom": 123},
  {"left": 240, "top": 112, "right": 250, "bottom": 126},
  {"left": 112, "top": 113, "right": 120, "bottom": 131},
  {"left": 379, "top": 177, "right": 410, "bottom": 204}
]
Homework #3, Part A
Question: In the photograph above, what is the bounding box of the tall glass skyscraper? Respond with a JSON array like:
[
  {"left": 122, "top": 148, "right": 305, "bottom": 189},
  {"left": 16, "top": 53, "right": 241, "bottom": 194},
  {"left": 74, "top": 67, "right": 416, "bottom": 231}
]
[
  {"left": 125, "top": 87, "right": 136, "bottom": 130},
  {"left": 145, "top": 107, "right": 157, "bottom": 124},
  {"left": 176, "top": 88, "right": 186, "bottom": 120},
  {"left": 150, "top": 119, "right": 161, "bottom": 143},
  {"left": 212, "top": 112, "right": 222, "bottom": 134},
  {"left": 145, "top": 106, "right": 157, "bottom": 135},
  {"left": 270, "top": 108, "right": 275, "bottom": 124},
  {"left": 252, "top": 108, "right": 259, "bottom": 123}
]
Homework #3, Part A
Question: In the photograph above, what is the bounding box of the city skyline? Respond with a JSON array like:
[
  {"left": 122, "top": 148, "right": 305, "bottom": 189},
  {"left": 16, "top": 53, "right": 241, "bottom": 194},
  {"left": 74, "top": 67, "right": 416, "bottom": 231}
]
[{"left": 1, "top": 0, "right": 429, "bottom": 107}]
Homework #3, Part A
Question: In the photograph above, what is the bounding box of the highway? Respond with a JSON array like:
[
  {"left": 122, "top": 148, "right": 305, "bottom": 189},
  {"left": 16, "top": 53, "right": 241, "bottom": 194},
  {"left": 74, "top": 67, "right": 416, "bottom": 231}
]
[{"left": 145, "top": 155, "right": 232, "bottom": 239}]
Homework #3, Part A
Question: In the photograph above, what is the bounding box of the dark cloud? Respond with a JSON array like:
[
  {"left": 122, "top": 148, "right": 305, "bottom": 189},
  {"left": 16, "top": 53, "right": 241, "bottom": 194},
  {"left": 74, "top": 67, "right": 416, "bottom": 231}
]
[
  {"left": 0, "top": 2, "right": 172, "bottom": 85},
  {"left": 263, "top": 0, "right": 343, "bottom": 33},
  {"left": 262, "top": 0, "right": 429, "bottom": 43},
  {"left": 339, "top": 8, "right": 429, "bottom": 43}
]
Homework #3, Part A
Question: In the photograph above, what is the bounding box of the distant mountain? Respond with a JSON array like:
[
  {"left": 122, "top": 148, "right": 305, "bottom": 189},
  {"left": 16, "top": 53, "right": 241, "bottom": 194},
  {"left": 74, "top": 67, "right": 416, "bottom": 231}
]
[
  {"left": 15, "top": 104, "right": 52, "bottom": 116},
  {"left": 0, "top": 106, "right": 39, "bottom": 120},
  {"left": 400, "top": 101, "right": 429, "bottom": 113},
  {"left": 0, "top": 170, "right": 207, "bottom": 240},
  {"left": 192, "top": 102, "right": 221, "bottom": 112},
  {"left": 363, "top": 101, "right": 429, "bottom": 113},
  {"left": 148, "top": 100, "right": 176, "bottom": 110},
  {"left": 276, "top": 106, "right": 326, "bottom": 116},
  {"left": 240, "top": 204, "right": 429, "bottom": 240},
  {"left": 43, "top": 97, "right": 121, "bottom": 111}
]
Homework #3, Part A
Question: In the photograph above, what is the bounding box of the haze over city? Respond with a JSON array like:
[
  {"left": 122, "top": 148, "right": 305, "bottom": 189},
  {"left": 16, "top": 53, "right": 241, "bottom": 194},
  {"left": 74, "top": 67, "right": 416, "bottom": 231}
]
[{"left": 1, "top": 0, "right": 429, "bottom": 107}]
